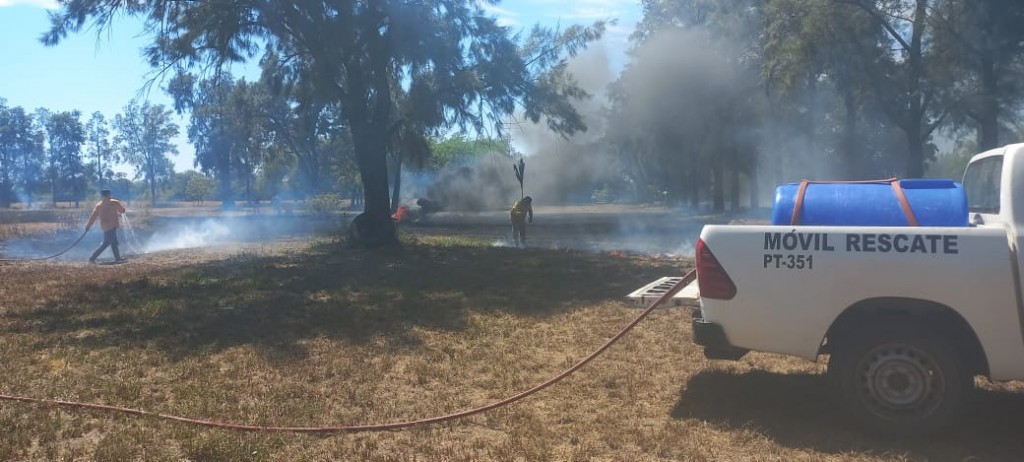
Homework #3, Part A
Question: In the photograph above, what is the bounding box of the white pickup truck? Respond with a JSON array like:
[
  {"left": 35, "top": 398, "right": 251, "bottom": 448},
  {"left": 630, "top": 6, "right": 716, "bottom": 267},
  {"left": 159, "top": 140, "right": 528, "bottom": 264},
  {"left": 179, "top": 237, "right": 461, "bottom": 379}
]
[{"left": 692, "top": 142, "right": 1024, "bottom": 435}]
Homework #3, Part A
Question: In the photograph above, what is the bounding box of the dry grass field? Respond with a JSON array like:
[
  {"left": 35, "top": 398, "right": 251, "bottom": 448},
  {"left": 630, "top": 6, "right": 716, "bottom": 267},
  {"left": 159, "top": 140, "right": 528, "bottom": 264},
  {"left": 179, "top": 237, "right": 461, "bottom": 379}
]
[
  {"left": 1, "top": 214, "right": 1023, "bottom": 461},
  {"left": 1, "top": 210, "right": 80, "bottom": 244}
]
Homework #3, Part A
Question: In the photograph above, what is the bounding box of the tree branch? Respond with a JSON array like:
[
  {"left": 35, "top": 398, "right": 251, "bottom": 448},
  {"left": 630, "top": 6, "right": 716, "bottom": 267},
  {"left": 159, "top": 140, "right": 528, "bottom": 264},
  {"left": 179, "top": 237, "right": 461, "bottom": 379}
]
[{"left": 833, "top": 0, "right": 911, "bottom": 52}]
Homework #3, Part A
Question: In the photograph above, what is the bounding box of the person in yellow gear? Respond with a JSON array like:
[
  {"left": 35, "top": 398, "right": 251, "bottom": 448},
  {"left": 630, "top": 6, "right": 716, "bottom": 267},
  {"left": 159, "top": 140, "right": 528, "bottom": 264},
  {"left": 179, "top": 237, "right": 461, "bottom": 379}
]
[
  {"left": 510, "top": 196, "right": 534, "bottom": 247},
  {"left": 85, "top": 189, "right": 126, "bottom": 263}
]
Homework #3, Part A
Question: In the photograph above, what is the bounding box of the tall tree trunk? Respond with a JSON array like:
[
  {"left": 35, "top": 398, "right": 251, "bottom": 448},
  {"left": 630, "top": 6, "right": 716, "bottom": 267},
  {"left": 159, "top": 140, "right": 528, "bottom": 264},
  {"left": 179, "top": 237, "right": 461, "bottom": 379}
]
[
  {"left": 748, "top": 165, "right": 760, "bottom": 210},
  {"left": 1, "top": 168, "right": 11, "bottom": 208},
  {"left": 904, "top": 123, "right": 925, "bottom": 178},
  {"left": 977, "top": 55, "right": 999, "bottom": 151},
  {"left": 390, "top": 155, "right": 402, "bottom": 213},
  {"left": 904, "top": 0, "right": 928, "bottom": 179},
  {"left": 689, "top": 178, "right": 699, "bottom": 209},
  {"left": 688, "top": 156, "right": 699, "bottom": 208},
  {"left": 350, "top": 121, "right": 397, "bottom": 247},
  {"left": 218, "top": 154, "right": 233, "bottom": 208},
  {"left": 729, "top": 164, "right": 740, "bottom": 211},
  {"left": 149, "top": 163, "right": 157, "bottom": 206},
  {"left": 340, "top": 22, "right": 399, "bottom": 248},
  {"left": 841, "top": 89, "right": 860, "bottom": 179},
  {"left": 245, "top": 173, "right": 253, "bottom": 207},
  {"left": 713, "top": 153, "right": 725, "bottom": 212}
]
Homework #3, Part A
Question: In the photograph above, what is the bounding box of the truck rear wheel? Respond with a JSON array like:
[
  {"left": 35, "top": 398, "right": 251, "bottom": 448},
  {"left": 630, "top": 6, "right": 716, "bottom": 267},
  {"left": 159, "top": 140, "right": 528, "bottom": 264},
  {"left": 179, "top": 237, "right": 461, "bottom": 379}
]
[{"left": 827, "top": 322, "right": 971, "bottom": 436}]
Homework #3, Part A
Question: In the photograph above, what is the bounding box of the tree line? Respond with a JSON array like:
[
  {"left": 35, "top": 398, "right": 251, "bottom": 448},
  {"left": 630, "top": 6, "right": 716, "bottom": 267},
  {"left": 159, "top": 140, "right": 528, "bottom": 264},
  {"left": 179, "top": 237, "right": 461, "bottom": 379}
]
[
  {"left": 0, "top": 90, "right": 507, "bottom": 211},
  {"left": 0, "top": 98, "right": 181, "bottom": 208},
  {"left": 603, "top": 0, "right": 1024, "bottom": 211}
]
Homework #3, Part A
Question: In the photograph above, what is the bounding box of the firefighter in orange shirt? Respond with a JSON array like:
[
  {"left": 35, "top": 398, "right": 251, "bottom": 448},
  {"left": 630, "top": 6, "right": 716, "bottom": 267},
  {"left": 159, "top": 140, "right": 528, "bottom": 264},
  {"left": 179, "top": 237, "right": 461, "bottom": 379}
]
[
  {"left": 85, "top": 189, "right": 126, "bottom": 263},
  {"left": 510, "top": 196, "right": 533, "bottom": 247}
]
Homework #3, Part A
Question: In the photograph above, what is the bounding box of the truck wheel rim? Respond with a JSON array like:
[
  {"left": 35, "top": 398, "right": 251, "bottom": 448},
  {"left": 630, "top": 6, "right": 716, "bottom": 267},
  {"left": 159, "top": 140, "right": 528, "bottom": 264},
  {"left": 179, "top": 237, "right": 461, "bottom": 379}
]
[{"left": 857, "top": 344, "right": 944, "bottom": 419}]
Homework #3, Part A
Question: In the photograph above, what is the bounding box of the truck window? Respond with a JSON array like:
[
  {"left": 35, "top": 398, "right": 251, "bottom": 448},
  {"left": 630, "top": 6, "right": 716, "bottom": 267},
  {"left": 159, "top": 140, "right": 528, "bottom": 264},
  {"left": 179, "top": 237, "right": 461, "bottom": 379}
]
[{"left": 963, "top": 156, "right": 1002, "bottom": 214}]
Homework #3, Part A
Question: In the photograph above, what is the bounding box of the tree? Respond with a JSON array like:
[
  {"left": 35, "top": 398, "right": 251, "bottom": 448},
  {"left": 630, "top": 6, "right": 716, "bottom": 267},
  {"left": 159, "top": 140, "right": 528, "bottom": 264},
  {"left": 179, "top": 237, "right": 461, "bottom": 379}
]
[
  {"left": 185, "top": 171, "right": 216, "bottom": 205},
  {"left": 257, "top": 52, "right": 351, "bottom": 198},
  {"left": 0, "top": 101, "right": 44, "bottom": 208},
  {"left": 931, "top": 0, "right": 1024, "bottom": 151},
  {"left": 762, "top": 0, "right": 885, "bottom": 178},
  {"left": 20, "top": 114, "right": 46, "bottom": 207},
  {"left": 85, "top": 111, "right": 117, "bottom": 188},
  {"left": 426, "top": 135, "right": 509, "bottom": 171},
  {"left": 607, "top": 1, "right": 765, "bottom": 211},
  {"left": 226, "top": 79, "right": 270, "bottom": 206},
  {"left": 927, "top": 140, "right": 975, "bottom": 179},
  {"left": 43, "top": 110, "right": 86, "bottom": 206},
  {"left": 168, "top": 71, "right": 237, "bottom": 208},
  {"left": 836, "top": 0, "right": 948, "bottom": 178},
  {"left": 114, "top": 100, "right": 179, "bottom": 206},
  {"left": 44, "top": 1, "right": 602, "bottom": 247}
]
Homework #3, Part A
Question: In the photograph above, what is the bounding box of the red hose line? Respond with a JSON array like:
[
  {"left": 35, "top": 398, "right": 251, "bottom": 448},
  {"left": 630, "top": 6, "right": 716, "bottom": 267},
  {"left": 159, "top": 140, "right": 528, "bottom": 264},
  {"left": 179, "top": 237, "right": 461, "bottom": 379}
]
[{"left": 0, "top": 269, "right": 697, "bottom": 434}]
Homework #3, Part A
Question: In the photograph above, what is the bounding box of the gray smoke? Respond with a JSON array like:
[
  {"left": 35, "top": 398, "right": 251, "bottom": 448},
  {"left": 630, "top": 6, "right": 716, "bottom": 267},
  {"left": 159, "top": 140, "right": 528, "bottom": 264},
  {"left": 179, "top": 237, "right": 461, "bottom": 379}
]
[
  {"left": 398, "top": 42, "right": 625, "bottom": 213},
  {"left": 509, "top": 40, "right": 624, "bottom": 206},
  {"left": 422, "top": 154, "right": 520, "bottom": 211}
]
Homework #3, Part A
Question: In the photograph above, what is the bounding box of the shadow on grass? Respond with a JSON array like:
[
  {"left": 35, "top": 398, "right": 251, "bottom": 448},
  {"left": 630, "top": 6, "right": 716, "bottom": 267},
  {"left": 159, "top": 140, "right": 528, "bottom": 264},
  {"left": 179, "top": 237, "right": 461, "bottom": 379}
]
[
  {"left": 5, "top": 239, "right": 683, "bottom": 363},
  {"left": 673, "top": 369, "right": 1024, "bottom": 460}
]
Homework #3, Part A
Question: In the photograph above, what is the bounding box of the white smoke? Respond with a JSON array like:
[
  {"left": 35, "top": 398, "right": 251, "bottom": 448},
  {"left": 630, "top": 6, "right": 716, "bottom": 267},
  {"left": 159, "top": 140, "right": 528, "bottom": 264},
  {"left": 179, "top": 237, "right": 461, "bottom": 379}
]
[{"left": 143, "top": 219, "right": 232, "bottom": 253}]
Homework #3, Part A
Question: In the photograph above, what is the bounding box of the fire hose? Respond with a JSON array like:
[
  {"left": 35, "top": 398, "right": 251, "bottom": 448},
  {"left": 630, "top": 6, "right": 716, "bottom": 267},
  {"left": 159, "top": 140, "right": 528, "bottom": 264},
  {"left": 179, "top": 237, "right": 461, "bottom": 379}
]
[
  {"left": 0, "top": 228, "right": 89, "bottom": 262},
  {"left": 0, "top": 269, "right": 697, "bottom": 434}
]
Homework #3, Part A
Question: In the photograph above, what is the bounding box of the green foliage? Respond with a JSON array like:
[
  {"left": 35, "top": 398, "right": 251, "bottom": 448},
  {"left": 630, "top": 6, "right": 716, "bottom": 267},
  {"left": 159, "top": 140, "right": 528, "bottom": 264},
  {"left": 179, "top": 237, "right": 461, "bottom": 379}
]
[
  {"left": 0, "top": 100, "right": 45, "bottom": 208},
  {"left": 85, "top": 111, "right": 117, "bottom": 189},
  {"left": 185, "top": 171, "right": 216, "bottom": 204},
  {"left": 107, "top": 172, "right": 138, "bottom": 204},
  {"left": 226, "top": 79, "right": 271, "bottom": 204},
  {"left": 114, "top": 99, "right": 179, "bottom": 206},
  {"left": 591, "top": 183, "right": 617, "bottom": 204},
  {"left": 43, "top": 110, "right": 86, "bottom": 204},
  {"left": 426, "top": 134, "right": 510, "bottom": 171},
  {"left": 256, "top": 53, "right": 351, "bottom": 197},
  {"left": 930, "top": 0, "right": 1024, "bottom": 151},
  {"left": 168, "top": 71, "right": 237, "bottom": 206},
  {"left": 307, "top": 193, "right": 344, "bottom": 217},
  {"left": 927, "top": 141, "right": 977, "bottom": 180}
]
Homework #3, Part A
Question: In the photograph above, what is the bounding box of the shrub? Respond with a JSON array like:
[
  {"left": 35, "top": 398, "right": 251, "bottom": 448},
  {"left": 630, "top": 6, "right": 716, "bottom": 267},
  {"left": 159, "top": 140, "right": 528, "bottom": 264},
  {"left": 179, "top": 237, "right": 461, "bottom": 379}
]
[{"left": 308, "top": 194, "right": 343, "bottom": 217}]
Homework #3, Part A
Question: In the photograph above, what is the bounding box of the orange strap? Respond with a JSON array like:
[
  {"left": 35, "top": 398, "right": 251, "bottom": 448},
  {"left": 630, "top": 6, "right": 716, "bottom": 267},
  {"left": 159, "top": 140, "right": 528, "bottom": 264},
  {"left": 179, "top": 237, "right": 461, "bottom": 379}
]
[
  {"left": 889, "top": 180, "right": 919, "bottom": 226},
  {"left": 790, "top": 180, "right": 811, "bottom": 225},
  {"left": 790, "top": 178, "right": 918, "bottom": 226}
]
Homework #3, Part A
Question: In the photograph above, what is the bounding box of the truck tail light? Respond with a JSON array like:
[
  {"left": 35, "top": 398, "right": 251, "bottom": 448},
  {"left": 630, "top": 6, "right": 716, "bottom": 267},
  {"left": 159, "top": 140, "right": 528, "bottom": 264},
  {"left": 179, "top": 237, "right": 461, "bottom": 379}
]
[{"left": 696, "top": 238, "right": 737, "bottom": 300}]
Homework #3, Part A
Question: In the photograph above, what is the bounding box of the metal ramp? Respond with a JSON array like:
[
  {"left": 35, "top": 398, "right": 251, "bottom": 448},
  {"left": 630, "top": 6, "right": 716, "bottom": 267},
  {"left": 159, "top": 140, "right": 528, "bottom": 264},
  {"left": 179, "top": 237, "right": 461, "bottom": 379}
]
[{"left": 626, "top": 276, "right": 700, "bottom": 307}]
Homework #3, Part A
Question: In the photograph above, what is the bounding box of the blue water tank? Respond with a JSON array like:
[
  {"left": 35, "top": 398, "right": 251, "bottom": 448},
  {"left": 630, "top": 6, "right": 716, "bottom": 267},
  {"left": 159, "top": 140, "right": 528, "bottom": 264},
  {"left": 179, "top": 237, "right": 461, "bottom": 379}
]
[{"left": 771, "top": 179, "right": 969, "bottom": 227}]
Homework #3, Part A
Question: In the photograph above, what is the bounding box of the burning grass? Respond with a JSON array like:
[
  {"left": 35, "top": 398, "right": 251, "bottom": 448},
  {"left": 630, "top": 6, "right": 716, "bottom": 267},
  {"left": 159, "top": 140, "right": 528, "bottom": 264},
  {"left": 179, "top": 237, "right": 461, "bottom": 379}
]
[{"left": 0, "top": 232, "right": 1022, "bottom": 461}]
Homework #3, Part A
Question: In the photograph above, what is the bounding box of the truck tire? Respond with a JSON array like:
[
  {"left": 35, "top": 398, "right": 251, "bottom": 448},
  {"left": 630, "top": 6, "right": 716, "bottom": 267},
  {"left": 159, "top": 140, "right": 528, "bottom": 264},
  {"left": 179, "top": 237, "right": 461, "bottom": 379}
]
[{"left": 827, "top": 321, "right": 972, "bottom": 436}]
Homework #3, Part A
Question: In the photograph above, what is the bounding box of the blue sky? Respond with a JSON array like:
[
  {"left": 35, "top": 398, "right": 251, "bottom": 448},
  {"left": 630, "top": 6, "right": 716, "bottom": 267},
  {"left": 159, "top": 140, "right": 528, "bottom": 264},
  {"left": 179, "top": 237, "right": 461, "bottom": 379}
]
[{"left": 0, "top": 0, "right": 640, "bottom": 172}]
